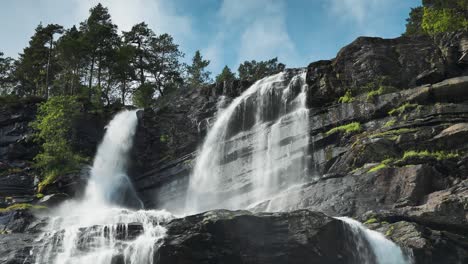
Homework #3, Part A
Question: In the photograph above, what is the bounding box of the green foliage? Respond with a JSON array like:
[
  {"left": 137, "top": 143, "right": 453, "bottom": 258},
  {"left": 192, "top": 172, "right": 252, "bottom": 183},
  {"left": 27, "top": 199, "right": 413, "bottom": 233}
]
[
  {"left": 0, "top": 203, "right": 47, "bottom": 213},
  {"left": 422, "top": 7, "right": 468, "bottom": 35},
  {"left": 132, "top": 83, "right": 154, "bottom": 108},
  {"left": 326, "top": 122, "right": 362, "bottom": 136},
  {"left": 186, "top": 50, "right": 211, "bottom": 87},
  {"left": 238, "top": 58, "right": 285, "bottom": 83},
  {"left": 36, "top": 193, "right": 44, "bottom": 199},
  {"left": 404, "top": 0, "right": 468, "bottom": 36},
  {"left": 216, "top": 65, "right": 236, "bottom": 84},
  {"left": 388, "top": 103, "right": 419, "bottom": 116},
  {"left": 30, "top": 96, "right": 86, "bottom": 192},
  {"left": 338, "top": 90, "right": 354, "bottom": 103}
]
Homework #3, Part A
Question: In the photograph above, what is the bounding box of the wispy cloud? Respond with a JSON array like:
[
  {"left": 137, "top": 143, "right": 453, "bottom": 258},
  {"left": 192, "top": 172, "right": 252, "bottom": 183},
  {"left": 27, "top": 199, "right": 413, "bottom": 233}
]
[
  {"left": 204, "top": 0, "right": 298, "bottom": 73},
  {"left": 327, "top": 0, "right": 400, "bottom": 35}
]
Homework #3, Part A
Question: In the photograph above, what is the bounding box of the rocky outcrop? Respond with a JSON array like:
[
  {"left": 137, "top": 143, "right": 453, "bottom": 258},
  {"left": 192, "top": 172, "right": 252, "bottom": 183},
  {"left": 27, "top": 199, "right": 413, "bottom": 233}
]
[
  {"left": 156, "top": 210, "right": 386, "bottom": 264},
  {"left": 306, "top": 31, "right": 468, "bottom": 107}
]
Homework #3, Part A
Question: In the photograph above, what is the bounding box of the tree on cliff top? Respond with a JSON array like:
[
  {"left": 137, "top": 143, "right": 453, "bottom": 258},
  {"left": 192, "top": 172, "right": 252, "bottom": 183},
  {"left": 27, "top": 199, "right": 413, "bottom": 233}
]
[
  {"left": 404, "top": 0, "right": 468, "bottom": 36},
  {"left": 186, "top": 50, "right": 211, "bottom": 87},
  {"left": 215, "top": 65, "right": 236, "bottom": 84},
  {"left": 238, "top": 58, "right": 285, "bottom": 83}
]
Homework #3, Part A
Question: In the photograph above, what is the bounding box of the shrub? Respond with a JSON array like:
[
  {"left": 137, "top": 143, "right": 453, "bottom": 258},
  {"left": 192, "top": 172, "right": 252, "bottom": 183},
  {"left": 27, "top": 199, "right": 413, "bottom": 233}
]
[
  {"left": 422, "top": 7, "right": 468, "bottom": 35},
  {"left": 30, "top": 96, "right": 87, "bottom": 192}
]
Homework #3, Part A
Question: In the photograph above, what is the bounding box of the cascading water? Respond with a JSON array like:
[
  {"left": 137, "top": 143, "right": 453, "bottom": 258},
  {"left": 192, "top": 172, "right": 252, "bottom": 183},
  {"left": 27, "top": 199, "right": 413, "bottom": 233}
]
[
  {"left": 185, "top": 70, "right": 413, "bottom": 262},
  {"left": 31, "top": 110, "right": 173, "bottom": 264},
  {"left": 186, "top": 71, "right": 311, "bottom": 213},
  {"left": 338, "top": 217, "right": 413, "bottom": 264}
]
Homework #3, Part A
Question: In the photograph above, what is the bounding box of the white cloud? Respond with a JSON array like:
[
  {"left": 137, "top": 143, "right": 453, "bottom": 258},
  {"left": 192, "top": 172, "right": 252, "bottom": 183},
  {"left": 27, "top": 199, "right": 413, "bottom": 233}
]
[{"left": 72, "top": 0, "right": 193, "bottom": 46}]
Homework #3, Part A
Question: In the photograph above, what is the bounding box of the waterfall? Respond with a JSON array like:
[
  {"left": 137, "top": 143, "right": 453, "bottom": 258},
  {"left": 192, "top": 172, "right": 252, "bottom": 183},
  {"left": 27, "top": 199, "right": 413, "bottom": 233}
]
[
  {"left": 86, "top": 109, "right": 142, "bottom": 208},
  {"left": 186, "top": 71, "right": 311, "bottom": 213},
  {"left": 338, "top": 217, "right": 412, "bottom": 264},
  {"left": 32, "top": 110, "right": 173, "bottom": 264}
]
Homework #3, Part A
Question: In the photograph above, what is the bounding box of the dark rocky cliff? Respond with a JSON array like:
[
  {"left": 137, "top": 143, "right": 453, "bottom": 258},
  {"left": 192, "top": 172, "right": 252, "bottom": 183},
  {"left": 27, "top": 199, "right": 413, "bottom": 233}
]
[{"left": 1, "top": 31, "right": 467, "bottom": 263}]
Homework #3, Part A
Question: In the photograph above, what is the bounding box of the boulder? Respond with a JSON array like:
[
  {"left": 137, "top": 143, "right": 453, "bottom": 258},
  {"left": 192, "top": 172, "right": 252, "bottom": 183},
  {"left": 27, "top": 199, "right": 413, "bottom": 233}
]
[{"left": 156, "top": 210, "right": 383, "bottom": 264}]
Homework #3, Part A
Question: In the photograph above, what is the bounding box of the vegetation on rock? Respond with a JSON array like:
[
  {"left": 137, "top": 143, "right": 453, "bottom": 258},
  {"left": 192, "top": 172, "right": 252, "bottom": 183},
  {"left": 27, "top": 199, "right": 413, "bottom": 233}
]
[{"left": 30, "top": 96, "right": 87, "bottom": 192}]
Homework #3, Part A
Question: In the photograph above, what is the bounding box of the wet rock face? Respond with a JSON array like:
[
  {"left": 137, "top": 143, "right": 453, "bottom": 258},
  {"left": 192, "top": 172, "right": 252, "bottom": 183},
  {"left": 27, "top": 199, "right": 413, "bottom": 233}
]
[{"left": 157, "top": 210, "right": 376, "bottom": 264}]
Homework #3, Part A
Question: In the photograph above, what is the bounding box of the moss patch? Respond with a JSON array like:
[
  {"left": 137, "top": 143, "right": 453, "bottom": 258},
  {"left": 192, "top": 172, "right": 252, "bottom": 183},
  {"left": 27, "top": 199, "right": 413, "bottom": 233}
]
[
  {"left": 366, "top": 85, "right": 398, "bottom": 101},
  {"left": 369, "top": 128, "right": 418, "bottom": 140},
  {"left": 368, "top": 158, "right": 394, "bottom": 173},
  {"left": 364, "top": 218, "right": 379, "bottom": 224},
  {"left": 0, "top": 203, "right": 47, "bottom": 213},
  {"left": 399, "top": 150, "right": 459, "bottom": 162},
  {"left": 385, "top": 225, "right": 395, "bottom": 237},
  {"left": 383, "top": 119, "right": 396, "bottom": 128},
  {"left": 388, "top": 103, "right": 419, "bottom": 116},
  {"left": 326, "top": 122, "right": 362, "bottom": 136}
]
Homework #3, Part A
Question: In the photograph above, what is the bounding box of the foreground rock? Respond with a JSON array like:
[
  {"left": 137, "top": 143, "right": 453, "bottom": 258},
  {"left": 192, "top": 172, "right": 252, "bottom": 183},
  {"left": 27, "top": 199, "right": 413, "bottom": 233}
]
[{"left": 156, "top": 210, "right": 395, "bottom": 264}]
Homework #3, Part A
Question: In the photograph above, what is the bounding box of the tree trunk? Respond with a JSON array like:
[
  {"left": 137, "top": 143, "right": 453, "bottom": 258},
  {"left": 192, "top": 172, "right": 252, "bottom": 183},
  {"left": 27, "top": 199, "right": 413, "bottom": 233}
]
[
  {"left": 45, "top": 35, "right": 53, "bottom": 99},
  {"left": 138, "top": 41, "right": 145, "bottom": 86},
  {"left": 121, "top": 79, "right": 126, "bottom": 105},
  {"left": 88, "top": 54, "right": 95, "bottom": 100}
]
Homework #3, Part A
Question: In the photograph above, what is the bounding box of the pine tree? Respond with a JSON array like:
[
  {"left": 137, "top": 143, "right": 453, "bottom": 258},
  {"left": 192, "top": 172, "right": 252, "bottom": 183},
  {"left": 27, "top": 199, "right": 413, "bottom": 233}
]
[
  {"left": 15, "top": 23, "right": 62, "bottom": 97},
  {"left": 80, "top": 3, "right": 119, "bottom": 103},
  {"left": 0, "top": 52, "right": 15, "bottom": 95},
  {"left": 215, "top": 65, "right": 236, "bottom": 84},
  {"left": 123, "top": 22, "right": 155, "bottom": 86},
  {"left": 186, "top": 50, "right": 211, "bottom": 87},
  {"left": 148, "top": 33, "right": 184, "bottom": 96}
]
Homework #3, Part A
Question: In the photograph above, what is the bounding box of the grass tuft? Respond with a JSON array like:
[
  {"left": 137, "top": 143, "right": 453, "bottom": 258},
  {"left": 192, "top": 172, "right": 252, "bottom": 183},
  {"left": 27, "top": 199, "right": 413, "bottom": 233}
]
[{"left": 326, "top": 122, "right": 362, "bottom": 136}]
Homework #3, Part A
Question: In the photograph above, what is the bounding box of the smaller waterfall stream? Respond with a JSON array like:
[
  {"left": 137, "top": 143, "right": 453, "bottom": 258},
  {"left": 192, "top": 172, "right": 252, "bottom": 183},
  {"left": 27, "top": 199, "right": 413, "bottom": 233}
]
[
  {"left": 338, "top": 217, "right": 412, "bottom": 264},
  {"left": 33, "top": 110, "right": 173, "bottom": 264}
]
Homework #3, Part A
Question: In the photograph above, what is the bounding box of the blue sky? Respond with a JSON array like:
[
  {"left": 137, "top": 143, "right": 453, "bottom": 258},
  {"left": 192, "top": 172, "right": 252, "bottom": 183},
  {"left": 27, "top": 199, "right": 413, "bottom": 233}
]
[{"left": 1, "top": 0, "right": 420, "bottom": 74}]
